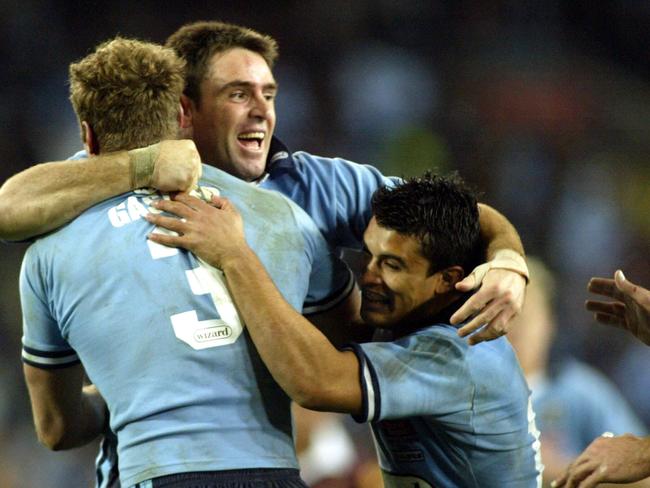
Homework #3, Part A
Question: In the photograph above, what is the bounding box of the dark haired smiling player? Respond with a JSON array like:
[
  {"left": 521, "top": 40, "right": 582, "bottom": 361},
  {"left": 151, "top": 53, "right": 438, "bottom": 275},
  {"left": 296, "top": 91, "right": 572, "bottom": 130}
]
[{"left": 148, "top": 173, "right": 543, "bottom": 488}]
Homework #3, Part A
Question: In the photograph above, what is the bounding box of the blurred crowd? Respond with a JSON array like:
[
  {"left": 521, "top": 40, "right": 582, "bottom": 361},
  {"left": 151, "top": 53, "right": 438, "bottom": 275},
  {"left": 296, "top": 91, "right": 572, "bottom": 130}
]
[{"left": 0, "top": 1, "right": 648, "bottom": 486}]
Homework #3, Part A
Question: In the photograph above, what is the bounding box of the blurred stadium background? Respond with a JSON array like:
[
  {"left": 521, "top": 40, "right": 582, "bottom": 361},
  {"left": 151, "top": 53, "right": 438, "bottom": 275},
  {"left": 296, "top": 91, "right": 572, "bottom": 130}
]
[{"left": 0, "top": 1, "right": 648, "bottom": 486}]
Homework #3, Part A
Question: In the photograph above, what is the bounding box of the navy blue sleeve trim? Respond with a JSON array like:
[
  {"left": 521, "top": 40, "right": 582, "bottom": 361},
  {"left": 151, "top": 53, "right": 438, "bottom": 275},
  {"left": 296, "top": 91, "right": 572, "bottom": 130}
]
[
  {"left": 22, "top": 345, "right": 80, "bottom": 369},
  {"left": 22, "top": 356, "right": 81, "bottom": 370},
  {"left": 346, "top": 342, "right": 381, "bottom": 423},
  {"left": 23, "top": 345, "right": 76, "bottom": 357}
]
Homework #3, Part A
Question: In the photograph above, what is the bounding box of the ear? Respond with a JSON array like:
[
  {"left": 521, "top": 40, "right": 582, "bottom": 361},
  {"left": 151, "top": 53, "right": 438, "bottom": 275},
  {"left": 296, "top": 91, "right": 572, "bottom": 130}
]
[
  {"left": 179, "top": 94, "right": 194, "bottom": 129},
  {"left": 81, "top": 121, "right": 99, "bottom": 155},
  {"left": 436, "top": 266, "right": 465, "bottom": 293}
]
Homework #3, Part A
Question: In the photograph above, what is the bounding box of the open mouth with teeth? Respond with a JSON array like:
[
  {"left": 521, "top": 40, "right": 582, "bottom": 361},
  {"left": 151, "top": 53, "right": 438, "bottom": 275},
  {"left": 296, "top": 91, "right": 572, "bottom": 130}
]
[
  {"left": 361, "top": 288, "right": 393, "bottom": 311},
  {"left": 238, "top": 131, "right": 265, "bottom": 150}
]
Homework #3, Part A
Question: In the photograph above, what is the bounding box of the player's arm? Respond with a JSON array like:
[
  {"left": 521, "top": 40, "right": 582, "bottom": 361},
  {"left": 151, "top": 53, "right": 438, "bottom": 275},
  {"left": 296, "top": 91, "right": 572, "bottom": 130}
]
[
  {"left": 450, "top": 203, "right": 529, "bottom": 344},
  {"left": 146, "top": 194, "right": 363, "bottom": 414},
  {"left": 0, "top": 140, "right": 200, "bottom": 241},
  {"left": 476, "top": 203, "right": 524, "bottom": 258},
  {"left": 23, "top": 363, "right": 106, "bottom": 450},
  {"left": 216, "top": 244, "right": 362, "bottom": 414}
]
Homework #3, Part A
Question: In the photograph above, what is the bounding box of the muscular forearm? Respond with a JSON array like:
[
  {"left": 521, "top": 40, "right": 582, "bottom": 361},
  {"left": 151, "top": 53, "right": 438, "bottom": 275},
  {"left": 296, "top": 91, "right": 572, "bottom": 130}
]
[
  {"left": 0, "top": 140, "right": 201, "bottom": 241},
  {"left": 477, "top": 203, "right": 524, "bottom": 258},
  {"left": 220, "top": 249, "right": 361, "bottom": 413},
  {"left": 54, "top": 385, "right": 106, "bottom": 450},
  {"left": 0, "top": 153, "right": 131, "bottom": 240}
]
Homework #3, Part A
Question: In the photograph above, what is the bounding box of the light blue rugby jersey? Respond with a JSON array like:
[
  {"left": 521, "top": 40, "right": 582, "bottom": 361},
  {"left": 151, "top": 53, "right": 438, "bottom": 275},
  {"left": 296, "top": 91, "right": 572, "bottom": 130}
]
[
  {"left": 20, "top": 163, "right": 353, "bottom": 487},
  {"left": 532, "top": 359, "right": 646, "bottom": 458},
  {"left": 350, "top": 324, "right": 543, "bottom": 488},
  {"left": 262, "top": 138, "right": 398, "bottom": 250},
  {"left": 69, "top": 137, "right": 396, "bottom": 487}
]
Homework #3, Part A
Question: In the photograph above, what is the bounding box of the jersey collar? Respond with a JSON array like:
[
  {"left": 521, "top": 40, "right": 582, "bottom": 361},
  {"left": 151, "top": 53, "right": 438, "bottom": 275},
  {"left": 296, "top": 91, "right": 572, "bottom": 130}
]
[{"left": 266, "top": 136, "right": 295, "bottom": 172}]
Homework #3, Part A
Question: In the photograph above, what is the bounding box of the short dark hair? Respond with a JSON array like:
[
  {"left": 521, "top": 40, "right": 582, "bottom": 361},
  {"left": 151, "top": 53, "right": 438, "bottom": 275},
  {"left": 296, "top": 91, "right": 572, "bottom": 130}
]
[
  {"left": 371, "top": 172, "right": 481, "bottom": 274},
  {"left": 165, "top": 20, "right": 278, "bottom": 106},
  {"left": 69, "top": 37, "right": 185, "bottom": 152}
]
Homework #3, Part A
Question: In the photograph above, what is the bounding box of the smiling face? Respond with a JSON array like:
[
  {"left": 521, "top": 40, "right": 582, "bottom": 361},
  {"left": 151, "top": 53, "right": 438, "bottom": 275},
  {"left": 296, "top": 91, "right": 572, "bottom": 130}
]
[
  {"left": 360, "top": 217, "right": 453, "bottom": 329},
  {"left": 189, "top": 47, "right": 277, "bottom": 181}
]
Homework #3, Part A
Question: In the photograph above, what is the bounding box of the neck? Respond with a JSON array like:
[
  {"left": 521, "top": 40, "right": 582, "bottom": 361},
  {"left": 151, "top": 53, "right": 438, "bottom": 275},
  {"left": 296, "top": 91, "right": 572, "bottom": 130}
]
[{"left": 391, "top": 293, "right": 464, "bottom": 339}]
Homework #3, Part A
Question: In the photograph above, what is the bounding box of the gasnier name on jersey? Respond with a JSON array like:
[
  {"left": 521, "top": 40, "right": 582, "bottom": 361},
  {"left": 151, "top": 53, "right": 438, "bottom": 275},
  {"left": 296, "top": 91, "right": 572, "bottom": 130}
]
[{"left": 107, "top": 187, "right": 220, "bottom": 228}]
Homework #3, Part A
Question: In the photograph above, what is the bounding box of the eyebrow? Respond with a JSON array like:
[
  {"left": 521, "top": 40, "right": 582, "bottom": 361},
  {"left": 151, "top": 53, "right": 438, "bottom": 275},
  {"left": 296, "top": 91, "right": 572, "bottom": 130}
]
[
  {"left": 362, "top": 245, "right": 407, "bottom": 267},
  {"left": 217, "top": 80, "right": 278, "bottom": 92}
]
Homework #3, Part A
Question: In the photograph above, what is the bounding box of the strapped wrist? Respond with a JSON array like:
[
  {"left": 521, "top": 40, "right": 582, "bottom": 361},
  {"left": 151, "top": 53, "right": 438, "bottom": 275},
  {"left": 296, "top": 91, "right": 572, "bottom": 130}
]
[
  {"left": 489, "top": 249, "right": 529, "bottom": 282},
  {"left": 128, "top": 142, "right": 160, "bottom": 189}
]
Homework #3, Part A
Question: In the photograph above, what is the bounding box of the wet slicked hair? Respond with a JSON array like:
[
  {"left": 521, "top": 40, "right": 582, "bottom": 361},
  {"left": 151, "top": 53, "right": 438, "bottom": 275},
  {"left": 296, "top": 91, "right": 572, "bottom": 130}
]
[
  {"left": 165, "top": 20, "right": 278, "bottom": 107},
  {"left": 371, "top": 172, "right": 482, "bottom": 274},
  {"left": 69, "top": 37, "right": 185, "bottom": 153}
]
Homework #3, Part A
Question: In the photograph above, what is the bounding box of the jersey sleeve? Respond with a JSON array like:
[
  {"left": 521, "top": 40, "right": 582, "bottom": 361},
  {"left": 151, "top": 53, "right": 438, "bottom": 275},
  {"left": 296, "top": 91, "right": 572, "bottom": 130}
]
[
  {"left": 290, "top": 153, "right": 399, "bottom": 249},
  {"left": 20, "top": 246, "right": 80, "bottom": 369},
  {"left": 349, "top": 328, "right": 473, "bottom": 423},
  {"left": 290, "top": 202, "right": 355, "bottom": 315}
]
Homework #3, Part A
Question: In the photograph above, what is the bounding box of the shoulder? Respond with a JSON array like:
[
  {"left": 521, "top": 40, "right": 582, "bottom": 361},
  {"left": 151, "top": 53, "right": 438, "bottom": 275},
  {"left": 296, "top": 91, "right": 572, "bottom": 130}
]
[
  {"left": 395, "top": 324, "right": 468, "bottom": 355},
  {"left": 21, "top": 241, "right": 45, "bottom": 281},
  {"left": 291, "top": 151, "right": 389, "bottom": 181},
  {"left": 362, "top": 324, "right": 469, "bottom": 371},
  {"left": 353, "top": 325, "right": 476, "bottom": 422},
  {"left": 203, "top": 164, "right": 302, "bottom": 221}
]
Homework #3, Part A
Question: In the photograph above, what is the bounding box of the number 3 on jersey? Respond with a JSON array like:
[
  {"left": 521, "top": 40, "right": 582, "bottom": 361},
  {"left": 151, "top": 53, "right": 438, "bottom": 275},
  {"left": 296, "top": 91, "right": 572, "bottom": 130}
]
[{"left": 148, "top": 221, "right": 244, "bottom": 350}]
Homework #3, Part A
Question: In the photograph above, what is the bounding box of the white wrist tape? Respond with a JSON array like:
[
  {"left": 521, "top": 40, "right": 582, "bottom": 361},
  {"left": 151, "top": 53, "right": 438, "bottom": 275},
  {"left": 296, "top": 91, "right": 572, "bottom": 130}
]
[
  {"left": 468, "top": 249, "right": 529, "bottom": 287},
  {"left": 128, "top": 142, "right": 160, "bottom": 189}
]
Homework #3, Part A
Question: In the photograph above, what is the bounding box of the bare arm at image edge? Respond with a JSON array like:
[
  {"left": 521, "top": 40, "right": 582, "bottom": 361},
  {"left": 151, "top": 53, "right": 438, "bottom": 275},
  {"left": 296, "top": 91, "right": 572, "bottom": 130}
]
[
  {"left": 0, "top": 153, "right": 131, "bottom": 241},
  {"left": 0, "top": 140, "right": 200, "bottom": 241}
]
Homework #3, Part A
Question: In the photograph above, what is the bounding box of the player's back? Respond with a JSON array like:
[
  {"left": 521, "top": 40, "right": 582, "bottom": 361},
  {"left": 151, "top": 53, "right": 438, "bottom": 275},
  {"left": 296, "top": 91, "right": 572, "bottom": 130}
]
[{"left": 21, "top": 164, "right": 335, "bottom": 486}]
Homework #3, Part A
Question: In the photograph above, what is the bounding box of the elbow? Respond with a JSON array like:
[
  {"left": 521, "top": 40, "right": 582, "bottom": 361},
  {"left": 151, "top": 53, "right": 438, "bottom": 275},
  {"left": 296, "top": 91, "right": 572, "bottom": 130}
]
[
  {"left": 292, "top": 389, "right": 324, "bottom": 411},
  {"left": 35, "top": 418, "right": 69, "bottom": 451},
  {"left": 287, "top": 378, "right": 338, "bottom": 412},
  {"left": 293, "top": 389, "right": 348, "bottom": 413},
  {"left": 283, "top": 375, "right": 326, "bottom": 410},
  {"left": 37, "top": 429, "right": 67, "bottom": 451}
]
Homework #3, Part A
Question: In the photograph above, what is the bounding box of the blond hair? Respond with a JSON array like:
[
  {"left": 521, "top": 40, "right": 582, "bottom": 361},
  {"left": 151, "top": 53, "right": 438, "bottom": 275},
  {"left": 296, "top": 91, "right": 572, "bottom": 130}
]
[
  {"left": 69, "top": 37, "right": 186, "bottom": 152},
  {"left": 165, "top": 21, "right": 278, "bottom": 106}
]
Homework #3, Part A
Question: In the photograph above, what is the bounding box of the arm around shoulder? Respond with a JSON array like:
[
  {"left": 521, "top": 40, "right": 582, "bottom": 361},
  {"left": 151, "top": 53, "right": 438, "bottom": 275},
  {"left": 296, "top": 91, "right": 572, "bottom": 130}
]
[
  {"left": 451, "top": 204, "right": 528, "bottom": 343},
  {"left": 0, "top": 140, "right": 200, "bottom": 241},
  {"left": 477, "top": 203, "right": 524, "bottom": 257},
  {"left": 0, "top": 154, "right": 131, "bottom": 240}
]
